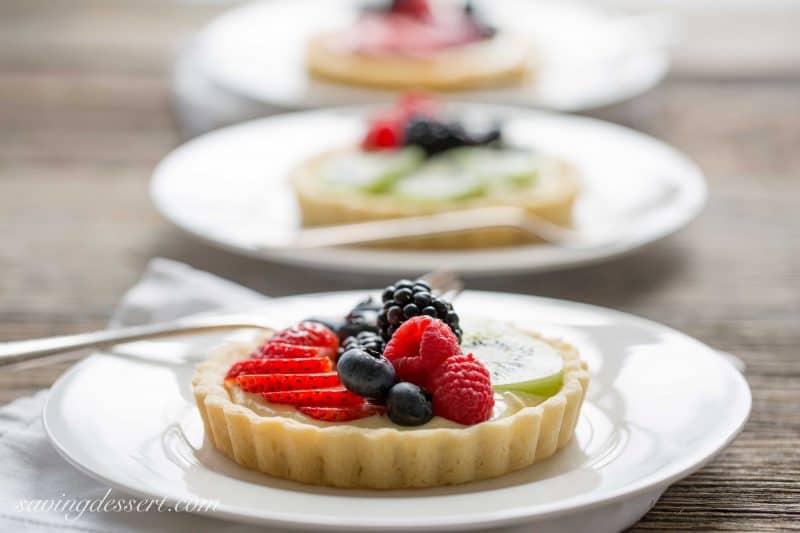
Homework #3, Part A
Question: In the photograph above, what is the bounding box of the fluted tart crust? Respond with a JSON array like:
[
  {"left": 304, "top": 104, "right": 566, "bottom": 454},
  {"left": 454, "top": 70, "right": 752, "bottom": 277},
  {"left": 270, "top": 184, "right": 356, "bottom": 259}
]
[{"left": 192, "top": 334, "right": 589, "bottom": 489}]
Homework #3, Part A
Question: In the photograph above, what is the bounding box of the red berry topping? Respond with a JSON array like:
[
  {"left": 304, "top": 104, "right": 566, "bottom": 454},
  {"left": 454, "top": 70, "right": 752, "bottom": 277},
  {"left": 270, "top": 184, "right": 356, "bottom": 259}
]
[
  {"left": 257, "top": 342, "right": 330, "bottom": 359},
  {"left": 391, "top": 0, "right": 431, "bottom": 19},
  {"left": 236, "top": 372, "right": 341, "bottom": 393},
  {"left": 383, "top": 316, "right": 460, "bottom": 387},
  {"left": 429, "top": 353, "right": 494, "bottom": 425},
  {"left": 397, "top": 92, "right": 439, "bottom": 120},
  {"left": 269, "top": 322, "right": 339, "bottom": 353},
  {"left": 225, "top": 356, "right": 333, "bottom": 379},
  {"left": 298, "top": 404, "right": 385, "bottom": 422},
  {"left": 262, "top": 387, "right": 365, "bottom": 408},
  {"left": 362, "top": 113, "right": 404, "bottom": 151}
]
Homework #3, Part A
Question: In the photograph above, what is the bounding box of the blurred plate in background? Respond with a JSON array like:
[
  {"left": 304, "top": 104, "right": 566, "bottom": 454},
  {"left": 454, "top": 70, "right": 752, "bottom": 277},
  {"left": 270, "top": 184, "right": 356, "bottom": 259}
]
[
  {"left": 196, "top": 0, "right": 672, "bottom": 112},
  {"left": 150, "top": 105, "right": 706, "bottom": 275}
]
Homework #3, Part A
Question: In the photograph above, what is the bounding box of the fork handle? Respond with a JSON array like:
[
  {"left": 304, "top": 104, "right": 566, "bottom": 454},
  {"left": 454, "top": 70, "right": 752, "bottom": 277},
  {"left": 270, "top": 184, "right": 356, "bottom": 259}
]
[{"left": 0, "top": 318, "right": 262, "bottom": 367}]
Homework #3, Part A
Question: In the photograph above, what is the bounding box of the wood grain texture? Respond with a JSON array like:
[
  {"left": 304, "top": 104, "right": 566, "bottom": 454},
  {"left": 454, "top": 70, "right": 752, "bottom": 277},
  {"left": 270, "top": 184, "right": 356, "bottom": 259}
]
[{"left": 0, "top": 1, "right": 798, "bottom": 530}]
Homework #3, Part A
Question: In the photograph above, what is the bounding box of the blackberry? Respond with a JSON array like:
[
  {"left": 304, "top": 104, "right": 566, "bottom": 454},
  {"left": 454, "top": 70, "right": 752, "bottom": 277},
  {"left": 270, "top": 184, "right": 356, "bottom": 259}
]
[
  {"left": 404, "top": 118, "right": 466, "bottom": 157},
  {"left": 339, "top": 330, "right": 386, "bottom": 359},
  {"left": 378, "top": 278, "right": 463, "bottom": 342},
  {"left": 463, "top": 1, "right": 497, "bottom": 38},
  {"left": 337, "top": 297, "right": 382, "bottom": 342},
  {"left": 404, "top": 117, "right": 502, "bottom": 157}
]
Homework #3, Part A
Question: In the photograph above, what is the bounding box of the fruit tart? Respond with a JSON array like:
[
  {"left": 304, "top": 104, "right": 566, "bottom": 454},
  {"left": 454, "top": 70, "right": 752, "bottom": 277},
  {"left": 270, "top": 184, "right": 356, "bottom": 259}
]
[
  {"left": 192, "top": 279, "right": 589, "bottom": 488},
  {"left": 306, "top": 0, "right": 531, "bottom": 90},
  {"left": 291, "top": 93, "right": 580, "bottom": 249}
]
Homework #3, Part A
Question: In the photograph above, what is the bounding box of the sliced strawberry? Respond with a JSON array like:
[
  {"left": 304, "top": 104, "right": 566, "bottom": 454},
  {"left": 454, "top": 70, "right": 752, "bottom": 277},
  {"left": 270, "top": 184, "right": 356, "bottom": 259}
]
[
  {"left": 226, "top": 357, "right": 333, "bottom": 379},
  {"left": 298, "top": 404, "right": 385, "bottom": 422},
  {"left": 236, "top": 372, "right": 341, "bottom": 393},
  {"left": 262, "top": 387, "right": 365, "bottom": 408},
  {"left": 257, "top": 342, "right": 331, "bottom": 359},
  {"left": 269, "top": 322, "right": 339, "bottom": 353}
]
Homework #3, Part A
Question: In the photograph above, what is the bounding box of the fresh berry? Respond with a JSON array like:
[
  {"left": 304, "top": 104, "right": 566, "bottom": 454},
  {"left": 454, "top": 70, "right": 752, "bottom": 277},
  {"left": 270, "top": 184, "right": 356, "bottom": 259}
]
[
  {"left": 404, "top": 117, "right": 501, "bottom": 156},
  {"left": 225, "top": 357, "right": 333, "bottom": 379},
  {"left": 256, "top": 342, "right": 329, "bottom": 359},
  {"left": 379, "top": 280, "right": 462, "bottom": 342},
  {"left": 383, "top": 316, "right": 460, "bottom": 386},
  {"left": 391, "top": 0, "right": 431, "bottom": 19},
  {"left": 337, "top": 348, "right": 396, "bottom": 399},
  {"left": 385, "top": 382, "right": 433, "bottom": 426},
  {"left": 268, "top": 322, "right": 339, "bottom": 355},
  {"left": 337, "top": 297, "right": 382, "bottom": 342},
  {"left": 339, "top": 330, "right": 386, "bottom": 358},
  {"left": 298, "top": 404, "right": 385, "bottom": 422},
  {"left": 304, "top": 316, "right": 345, "bottom": 335},
  {"left": 262, "top": 387, "right": 365, "bottom": 408},
  {"left": 362, "top": 119, "right": 402, "bottom": 150},
  {"left": 236, "top": 372, "right": 341, "bottom": 393},
  {"left": 396, "top": 92, "right": 439, "bottom": 120},
  {"left": 429, "top": 353, "right": 494, "bottom": 425},
  {"left": 463, "top": 0, "right": 497, "bottom": 38}
]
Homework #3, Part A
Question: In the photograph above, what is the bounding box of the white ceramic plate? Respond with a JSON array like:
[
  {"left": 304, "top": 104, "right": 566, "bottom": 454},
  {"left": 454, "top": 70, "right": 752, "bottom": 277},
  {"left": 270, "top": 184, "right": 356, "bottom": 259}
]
[
  {"left": 150, "top": 105, "right": 706, "bottom": 275},
  {"left": 44, "top": 291, "right": 750, "bottom": 532},
  {"left": 196, "top": 0, "right": 672, "bottom": 112}
]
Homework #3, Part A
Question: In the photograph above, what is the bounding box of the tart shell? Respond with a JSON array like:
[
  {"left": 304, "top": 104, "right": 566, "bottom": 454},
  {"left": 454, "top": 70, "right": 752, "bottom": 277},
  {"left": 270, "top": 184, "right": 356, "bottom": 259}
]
[
  {"left": 192, "top": 335, "right": 589, "bottom": 489},
  {"left": 291, "top": 150, "right": 580, "bottom": 249},
  {"left": 306, "top": 32, "right": 532, "bottom": 91}
]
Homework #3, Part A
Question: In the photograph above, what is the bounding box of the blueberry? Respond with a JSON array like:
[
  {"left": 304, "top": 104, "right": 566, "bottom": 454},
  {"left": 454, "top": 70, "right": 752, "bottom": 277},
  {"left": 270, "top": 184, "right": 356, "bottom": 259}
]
[
  {"left": 387, "top": 305, "right": 403, "bottom": 325},
  {"left": 413, "top": 291, "right": 432, "bottom": 308},
  {"left": 386, "top": 382, "right": 433, "bottom": 426},
  {"left": 403, "top": 303, "right": 420, "bottom": 318},
  {"left": 394, "top": 288, "right": 413, "bottom": 305},
  {"left": 337, "top": 349, "right": 396, "bottom": 399}
]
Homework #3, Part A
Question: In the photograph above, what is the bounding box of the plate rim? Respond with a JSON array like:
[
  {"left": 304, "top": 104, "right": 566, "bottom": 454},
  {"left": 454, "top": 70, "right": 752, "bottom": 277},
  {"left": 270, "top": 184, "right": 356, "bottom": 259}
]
[
  {"left": 43, "top": 291, "right": 749, "bottom": 531},
  {"left": 149, "top": 104, "right": 707, "bottom": 275}
]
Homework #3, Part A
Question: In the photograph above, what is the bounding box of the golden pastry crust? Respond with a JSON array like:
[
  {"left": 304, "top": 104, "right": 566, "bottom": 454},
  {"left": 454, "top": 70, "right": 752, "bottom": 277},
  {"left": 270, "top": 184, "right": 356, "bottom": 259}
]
[
  {"left": 306, "top": 32, "right": 532, "bottom": 91},
  {"left": 291, "top": 149, "right": 580, "bottom": 249},
  {"left": 192, "top": 335, "right": 589, "bottom": 489}
]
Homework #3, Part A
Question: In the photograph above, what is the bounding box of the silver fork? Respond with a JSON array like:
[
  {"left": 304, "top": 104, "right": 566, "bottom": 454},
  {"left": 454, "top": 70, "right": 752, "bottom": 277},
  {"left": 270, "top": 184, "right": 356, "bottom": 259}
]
[
  {"left": 0, "top": 271, "right": 463, "bottom": 367},
  {"left": 282, "top": 207, "right": 613, "bottom": 250}
]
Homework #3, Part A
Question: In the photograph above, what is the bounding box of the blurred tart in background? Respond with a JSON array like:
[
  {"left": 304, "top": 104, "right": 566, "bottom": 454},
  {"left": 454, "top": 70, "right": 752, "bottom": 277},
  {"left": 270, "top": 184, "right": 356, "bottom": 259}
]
[
  {"left": 291, "top": 94, "right": 579, "bottom": 249},
  {"left": 306, "top": 0, "right": 532, "bottom": 90}
]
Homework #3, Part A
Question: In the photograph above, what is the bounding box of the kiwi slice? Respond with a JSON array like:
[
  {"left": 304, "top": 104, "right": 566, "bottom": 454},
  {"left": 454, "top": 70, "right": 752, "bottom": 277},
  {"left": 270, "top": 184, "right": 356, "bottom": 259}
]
[
  {"left": 391, "top": 157, "right": 487, "bottom": 201},
  {"left": 462, "top": 324, "right": 564, "bottom": 397},
  {"left": 449, "top": 147, "right": 540, "bottom": 187},
  {"left": 318, "top": 147, "right": 424, "bottom": 193}
]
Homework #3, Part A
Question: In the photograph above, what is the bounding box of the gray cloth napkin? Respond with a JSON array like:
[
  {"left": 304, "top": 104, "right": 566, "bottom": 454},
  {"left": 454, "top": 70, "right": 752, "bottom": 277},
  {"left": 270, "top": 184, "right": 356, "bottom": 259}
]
[{"left": 0, "top": 259, "right": 290, "bottom": 533}]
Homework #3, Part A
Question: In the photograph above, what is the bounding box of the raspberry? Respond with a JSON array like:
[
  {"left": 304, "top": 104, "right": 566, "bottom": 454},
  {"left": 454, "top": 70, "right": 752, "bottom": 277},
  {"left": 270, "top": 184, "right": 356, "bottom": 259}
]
[
  {"left": 383, "top": 316, "right": 460, "bottom": 386},
  {"left": 429, "top": 353, "right": 493, "bottom": 425}
]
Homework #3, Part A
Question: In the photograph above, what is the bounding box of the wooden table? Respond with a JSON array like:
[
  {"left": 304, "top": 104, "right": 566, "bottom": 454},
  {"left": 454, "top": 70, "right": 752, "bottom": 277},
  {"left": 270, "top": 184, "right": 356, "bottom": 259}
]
[{"left": 1, "top": 1, "right": 798, "bottom": 530}]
